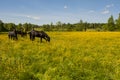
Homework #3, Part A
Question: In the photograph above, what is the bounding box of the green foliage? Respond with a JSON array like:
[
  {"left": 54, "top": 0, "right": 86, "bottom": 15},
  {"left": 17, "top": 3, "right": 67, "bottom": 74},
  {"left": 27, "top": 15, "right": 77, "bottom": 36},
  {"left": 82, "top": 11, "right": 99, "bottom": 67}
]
[
  {"left": 0, "top": 20, "right": 8, "bottom": 32},
  {"left": 42, "top": 24, "right": 52, "bottom": 31},
  {"left": 22, "top": 23, "right": 33, "bottom": 31},
  {"left": 107, "top": 15, "right": 115, "bottom": 31},
  {"left": 116, "top": 13, "right": 120, "bottom": 31},
  {"left": 75, "top": 20, "right": 84, "bottom": 31},
  {"left": 1, "top": 13, "right": 120, "bottom": 32}
]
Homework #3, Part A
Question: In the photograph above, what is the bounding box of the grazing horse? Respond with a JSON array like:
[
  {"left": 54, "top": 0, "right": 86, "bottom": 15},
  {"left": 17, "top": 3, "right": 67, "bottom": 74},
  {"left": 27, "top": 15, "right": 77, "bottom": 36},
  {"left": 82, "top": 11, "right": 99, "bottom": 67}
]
[
  {"left": 29, "top": 30, "right": 50, "bottom": 42},
  {"left": 8, "top": 29, "right": 18, "bottom": 40},
  {"left": 17, "top": 30, "right": 27, "bottom": 37}
]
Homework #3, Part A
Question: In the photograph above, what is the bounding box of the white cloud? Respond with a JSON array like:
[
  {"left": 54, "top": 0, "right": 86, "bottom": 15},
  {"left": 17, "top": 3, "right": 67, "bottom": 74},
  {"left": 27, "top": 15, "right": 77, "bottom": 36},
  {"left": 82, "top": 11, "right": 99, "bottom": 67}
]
[
  {"left": 64, "top": 5, "right": 68, "bottom": 9},
  {"left": 88, "top": 10, "right": 95, "bottom": 13},
  {"left": 7, "top": 13, "right": 41, "bottom": 20},
  {"left": 102, "top": 10, "right": 110, "bottom": 14},
  {"left": 101, "top": 4, "right": 114, "bottom": 15},
  {"left": 26, "top": 15, "right": 40, "bottom": 20},
  {"left": 106, "top": 4, "right": 114, "bottom": 8}
]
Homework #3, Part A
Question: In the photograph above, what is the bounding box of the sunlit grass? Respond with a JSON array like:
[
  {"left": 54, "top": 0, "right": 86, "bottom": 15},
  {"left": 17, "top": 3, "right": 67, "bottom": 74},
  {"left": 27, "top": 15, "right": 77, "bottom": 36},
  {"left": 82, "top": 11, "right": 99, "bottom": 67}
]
[{"left": 0, "top": 32, "right": 120, "bottom": 80}]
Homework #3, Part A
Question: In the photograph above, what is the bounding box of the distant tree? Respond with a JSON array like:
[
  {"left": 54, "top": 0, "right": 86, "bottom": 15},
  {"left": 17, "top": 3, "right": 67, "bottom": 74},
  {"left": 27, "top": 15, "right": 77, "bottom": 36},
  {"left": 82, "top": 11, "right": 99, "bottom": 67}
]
[
  {"left": 56, "top": 21, "right": 62, "bottom": 26},
  {"left": 17, "top": 23, "right": 23, "bottom": 30},
  {"left": 67, "top": 23, "right": 74, "bottom": 31},
  {"left": 0, "top": 20, "right": 3, "bottom": 31},
  {"left": 23, "top": 23, "right": 28, "bottom": 31},
  {"left": 49, "top": 22, "right": 53, "bottom": 31},
  {"left": 84, "top": 22, "right": 88, "bottom": 31},
  {"left": 107, "top": 15, "right": 115, "bottom": 31},
  {"left": 6, "top": 23, "right": 16, "bottom": 31},
  {"left": 75, "top": 20, "right": 84, "bottom": 31},
  {"left": 3, "top": 23, "right": 9, "bottom": 31},
  {"left": 42, "top": 24, "right": 51, "bottom": 31},
  {"left": 0, "top": 20, "right": 2, "bottom": 23},
  {"left": 102, "top": 24, "right": 108, "bottom": 31},
  {"left": 56, "top": 21, "right": 63, "bottom": 31},
  {"left": 0, "top": 20, "right": 7, "bottom": 32},
  {"left": 116, "top": 13, "right": 120, "bottom": 31},
  {"left": 79, "top": 20, "right": 84, "bottom": 31},
  {"left": 50, "top": 22, "right": 53, "bottom": 28},
  {"left": 22, "top": 23, "right": 33, "bottom": 31}
]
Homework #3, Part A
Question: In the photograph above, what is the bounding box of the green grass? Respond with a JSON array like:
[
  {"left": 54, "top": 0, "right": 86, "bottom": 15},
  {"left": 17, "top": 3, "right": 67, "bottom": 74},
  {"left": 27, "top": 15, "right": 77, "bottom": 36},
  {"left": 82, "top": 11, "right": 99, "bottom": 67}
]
[{"left": 0, "top": 32, "right": 120, "bottom": 80}]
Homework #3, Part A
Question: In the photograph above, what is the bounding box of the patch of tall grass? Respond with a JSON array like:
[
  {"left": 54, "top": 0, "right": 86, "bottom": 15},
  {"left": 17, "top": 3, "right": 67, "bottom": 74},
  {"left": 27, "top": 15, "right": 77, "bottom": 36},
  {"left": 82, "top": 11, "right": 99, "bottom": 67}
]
[{"left": 0, "top": 32, "right": 120, "bottom": 80}]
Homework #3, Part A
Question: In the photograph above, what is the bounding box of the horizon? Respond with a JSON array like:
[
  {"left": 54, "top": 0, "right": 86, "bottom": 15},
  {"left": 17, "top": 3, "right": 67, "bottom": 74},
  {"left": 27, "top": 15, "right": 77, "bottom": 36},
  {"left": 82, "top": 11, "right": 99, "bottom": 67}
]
[{"left": 0, "top": 0, "right": 120, "bottom": 25}]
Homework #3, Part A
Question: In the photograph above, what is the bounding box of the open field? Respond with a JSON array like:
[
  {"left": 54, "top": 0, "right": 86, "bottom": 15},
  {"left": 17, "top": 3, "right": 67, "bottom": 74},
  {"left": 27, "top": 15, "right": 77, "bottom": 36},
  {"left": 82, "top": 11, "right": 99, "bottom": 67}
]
[{"left": 0, "top": 32, "right": 120, "bottom": 80}]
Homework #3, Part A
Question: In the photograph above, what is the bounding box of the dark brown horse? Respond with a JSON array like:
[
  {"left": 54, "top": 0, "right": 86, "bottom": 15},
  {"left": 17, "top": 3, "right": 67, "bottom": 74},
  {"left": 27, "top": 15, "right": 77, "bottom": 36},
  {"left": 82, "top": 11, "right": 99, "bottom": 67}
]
[
  {"left": 29, "top": 30, "right": 50, "bottom": 42},
  {"left": 8, "top": 29, "right": 18, "bottom": 40},
  {"left": 17, "top": 30, "right": 27, "bottom": 37}
]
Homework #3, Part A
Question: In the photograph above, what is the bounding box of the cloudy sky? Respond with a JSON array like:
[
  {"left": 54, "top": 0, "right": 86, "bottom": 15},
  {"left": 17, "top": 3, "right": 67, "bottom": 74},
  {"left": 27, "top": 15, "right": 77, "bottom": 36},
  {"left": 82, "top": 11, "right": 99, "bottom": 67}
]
[{"left": 0, "top": 0, "right": 120, "bottom": 25}]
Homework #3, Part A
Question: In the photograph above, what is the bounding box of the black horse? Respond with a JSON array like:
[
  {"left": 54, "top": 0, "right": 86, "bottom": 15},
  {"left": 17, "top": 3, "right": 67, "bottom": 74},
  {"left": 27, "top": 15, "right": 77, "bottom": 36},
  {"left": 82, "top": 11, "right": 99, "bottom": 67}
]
[
  {"left": 17, "top": 30, "right": 27, "bottom": 37},
  {"left": 29, "top": 30, "right": 50, "bottom": 42},
  {"left": 8, "top": 29, "right": 18, "bottom": 40}
]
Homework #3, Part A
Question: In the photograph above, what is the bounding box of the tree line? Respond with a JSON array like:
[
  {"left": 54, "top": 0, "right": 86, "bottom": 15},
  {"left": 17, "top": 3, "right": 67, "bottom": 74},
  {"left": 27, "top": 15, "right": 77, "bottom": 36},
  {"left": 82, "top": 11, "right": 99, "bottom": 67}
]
[{"left": 0, "top": 13, "right": 120, "bottom": 32}]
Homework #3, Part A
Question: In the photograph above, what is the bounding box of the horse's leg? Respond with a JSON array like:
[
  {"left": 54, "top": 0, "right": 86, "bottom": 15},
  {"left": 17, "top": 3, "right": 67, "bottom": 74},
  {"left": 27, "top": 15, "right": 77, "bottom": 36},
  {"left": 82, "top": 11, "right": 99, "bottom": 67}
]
[
  {"left": 10, "top": 35, "right": 12, "bottom": 40},
  {"left": 9, "top": 35, "right": 12, "bottom": 40},
  {"left": 31, "top": 36, "right": 35, "bottom": 41},
  {"left": 32, "top": 36, "right": 34, "bottom": 41},
  {"left": 21, "top": 33, "right": 24, "bottom": 37},
  {"left": 14, "top": 35, "right": 16, "bottom": 40},
  {"left": 16, "top": 36, "right": 18, "bottom": 40},
  {"left": 30, "top": 36, "right": 31, "bottom": 40},
  {"left": 8, "top": 35, "right": 10, "bottom": 39},
  {"left": 40, "top": 37, "right": 42, "bottom": 43},
  {"left": 29, "top": 35, "right": 31, "bottom": 40},
  {"left": 31, "top": 35, "right": 33, "bottom": 41},
  {"left": 14, "top": 36, "right": 16, "bottom": 40},
  {"left": 33, "top": 36, "right": 35, "bottom": 41},
  {"left": 13, "top": 35, "right": 16, "bottom": 40}
]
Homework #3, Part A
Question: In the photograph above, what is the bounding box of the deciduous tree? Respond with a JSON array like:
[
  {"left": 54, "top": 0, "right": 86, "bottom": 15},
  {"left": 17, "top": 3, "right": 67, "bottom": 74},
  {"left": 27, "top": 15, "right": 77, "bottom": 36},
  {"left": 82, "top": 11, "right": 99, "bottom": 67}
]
[{"left": 107, "top": 15, "right": 115, "bottom": 31}]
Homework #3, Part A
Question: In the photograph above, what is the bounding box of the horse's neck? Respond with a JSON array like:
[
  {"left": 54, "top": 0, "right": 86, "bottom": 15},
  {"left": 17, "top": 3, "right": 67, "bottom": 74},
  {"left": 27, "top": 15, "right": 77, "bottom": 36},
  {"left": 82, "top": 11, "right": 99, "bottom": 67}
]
[{"left": 14, "top": 30, "right": 17, "bottom": 34}]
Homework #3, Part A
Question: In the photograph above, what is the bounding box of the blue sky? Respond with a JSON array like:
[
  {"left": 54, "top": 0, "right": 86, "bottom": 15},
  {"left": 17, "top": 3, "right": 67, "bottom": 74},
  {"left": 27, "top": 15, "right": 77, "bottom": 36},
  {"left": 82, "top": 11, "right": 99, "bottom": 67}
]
[{"left": 0, "top": 0, "right": 120, "bottom": 25}]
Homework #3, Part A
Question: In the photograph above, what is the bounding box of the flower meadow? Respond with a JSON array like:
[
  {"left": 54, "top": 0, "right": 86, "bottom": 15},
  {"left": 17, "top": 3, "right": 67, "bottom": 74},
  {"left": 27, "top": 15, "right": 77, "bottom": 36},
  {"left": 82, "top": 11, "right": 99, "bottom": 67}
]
[{"left": 0, "top": 32, "right": 120, "bottom": 80}]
